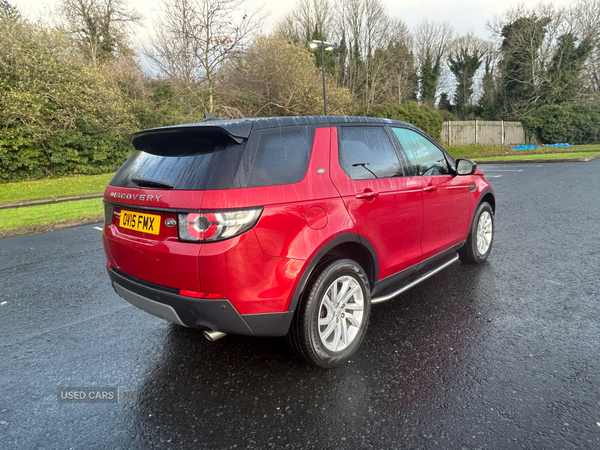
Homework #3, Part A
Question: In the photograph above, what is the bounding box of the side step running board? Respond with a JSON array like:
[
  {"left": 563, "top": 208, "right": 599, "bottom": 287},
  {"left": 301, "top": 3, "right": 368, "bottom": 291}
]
[{"left": 371, "top": 255, "right": 459, "bottom": 305}]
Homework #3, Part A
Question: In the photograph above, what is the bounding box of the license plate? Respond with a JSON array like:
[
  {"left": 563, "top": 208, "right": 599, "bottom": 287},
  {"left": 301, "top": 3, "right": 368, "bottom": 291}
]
[{"left": 119, "top": 210, "right": 161, "bottom": 235}]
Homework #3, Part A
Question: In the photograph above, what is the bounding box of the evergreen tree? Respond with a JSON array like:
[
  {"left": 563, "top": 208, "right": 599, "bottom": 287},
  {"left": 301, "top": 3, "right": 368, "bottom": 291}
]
[
  {"left": 496, "top": 16, "right": 550, "bottom": 118},
  {"left": 384, "top": 38, "right": 418, "bottom": 105},
  {"left": 419, "top": 50, "right": 441, "bottom": 106},
  {"left": 438, "top": 92, "right": 452, "bottom": 112},
  {"left": 448, "top": 47, "right": 482, "bottom": 119},
  {"left": 540, "top": 33, "right": 593, "bottom": 105},
  {"left": 479, "top": 54, "right": 496, "bottom": 120}
]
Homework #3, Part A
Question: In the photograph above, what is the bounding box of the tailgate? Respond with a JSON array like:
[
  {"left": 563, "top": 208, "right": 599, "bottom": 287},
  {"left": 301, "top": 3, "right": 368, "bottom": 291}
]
[{"left": 102, "top": 188, "right": 204, "bottom": 292}]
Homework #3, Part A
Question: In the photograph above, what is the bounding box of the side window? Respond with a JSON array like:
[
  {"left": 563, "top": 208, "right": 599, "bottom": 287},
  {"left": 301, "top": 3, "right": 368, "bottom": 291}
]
[
  {"left": 236, "top": 126, "right": 313, "bottom": 188},
  {"left": 392, "top": 128, "right": 450, "bottom": 176},
  {"left": 339, "top": 126, "right": 403, "bottom": 180}
]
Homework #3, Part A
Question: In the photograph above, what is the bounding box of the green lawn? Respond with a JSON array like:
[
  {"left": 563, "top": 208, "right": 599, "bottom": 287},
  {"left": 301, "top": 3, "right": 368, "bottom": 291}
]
[
  {"left": 0, "top": 173, "right": 113, "bottom": 205},
  {"left": 473, "top": 151, "right": 599, "bottom": 162},
  {"left": 446, "top": 144, "right": 600, "bottom": 161},
  {"left": 0, "top": 198, "right": 103, "bottom": 231}
]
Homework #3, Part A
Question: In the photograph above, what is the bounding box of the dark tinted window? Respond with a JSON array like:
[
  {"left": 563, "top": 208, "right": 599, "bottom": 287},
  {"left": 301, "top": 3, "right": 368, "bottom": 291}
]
[
  {"left": 236, "top": 126, "right": 312, "bottom": 188},
  {"left": 110, "top": 126, "right": 313, "bottom": 190},
  {"left": 338, "top": 126, "right": 403, "bottom": 180},
  {"left": 392, "top": 128, "right": 450, "bottom": 176}
]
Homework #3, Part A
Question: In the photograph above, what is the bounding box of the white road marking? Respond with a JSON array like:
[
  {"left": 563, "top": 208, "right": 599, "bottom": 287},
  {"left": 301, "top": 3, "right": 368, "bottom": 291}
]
[
  {"left": 93, "top": 227, "right": 103, "bottom": 231},
  {"left": 486, "top": 175, "right": 503, "bottom": 178},
  {"left": 482, "top": 169, "right": 524, "bottom": 172}
]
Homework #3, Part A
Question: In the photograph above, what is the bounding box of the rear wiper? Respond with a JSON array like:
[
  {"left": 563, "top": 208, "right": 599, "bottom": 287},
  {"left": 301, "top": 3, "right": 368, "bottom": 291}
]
[{"left": 131, "top": 178, "right": 174, "bottom": 189}]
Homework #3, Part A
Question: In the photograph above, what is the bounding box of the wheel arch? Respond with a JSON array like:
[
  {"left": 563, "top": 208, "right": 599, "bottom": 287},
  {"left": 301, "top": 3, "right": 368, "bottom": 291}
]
[
  {"left": 287, "top": 233, "right": 379, "bottom": 314},
  {"left": 458, "top": 188, "right": 495, "bottom": 253},
  {"left": 469, "top": 187, "right": 495, "bottom": 229},
  {"left": 479, "top": 188, "right": 495, "bottom": 213}
]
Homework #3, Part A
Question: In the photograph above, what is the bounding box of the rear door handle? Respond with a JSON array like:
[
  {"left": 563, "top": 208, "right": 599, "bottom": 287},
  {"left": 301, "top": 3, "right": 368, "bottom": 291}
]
[
  {"left": 355, "top": 191, "right": 379, "bottom": 200},
  {"left": 423, "top": 185, "right": 437, "bottom": 192}
]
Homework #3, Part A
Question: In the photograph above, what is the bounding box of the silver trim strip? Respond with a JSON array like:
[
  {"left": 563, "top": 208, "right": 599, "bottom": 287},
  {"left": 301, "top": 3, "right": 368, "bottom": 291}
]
[{"left": 371, "top": 254, "right": 459, "bottom": 304}]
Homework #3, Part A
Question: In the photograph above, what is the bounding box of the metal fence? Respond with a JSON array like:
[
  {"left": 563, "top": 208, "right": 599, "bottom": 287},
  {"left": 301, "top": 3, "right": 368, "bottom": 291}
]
[{"left": 441, "top": 120, "right": 528, "bottom": 146}]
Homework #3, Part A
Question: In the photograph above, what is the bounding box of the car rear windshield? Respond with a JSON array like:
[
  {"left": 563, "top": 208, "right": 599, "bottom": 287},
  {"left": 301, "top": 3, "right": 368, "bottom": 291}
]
[{"left": 110, "top": 126, "right": 314, "bottom": 190}]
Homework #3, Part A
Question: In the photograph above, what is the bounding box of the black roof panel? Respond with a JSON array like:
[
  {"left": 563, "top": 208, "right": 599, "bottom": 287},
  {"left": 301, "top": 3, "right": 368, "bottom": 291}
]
[{"left": 132, "top": 116, "right": 416, "bottom": 143}]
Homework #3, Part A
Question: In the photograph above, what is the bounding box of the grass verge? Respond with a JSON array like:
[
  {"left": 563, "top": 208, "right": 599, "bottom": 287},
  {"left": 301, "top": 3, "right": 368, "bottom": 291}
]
[
  {"left": 0, "top": 198, "right": 103, "bottom": 231},
  {"left": 0, "top": 173, "right": 113, "bottom": 205},
  {"left": 446, "top": 144, "right": 600, "bottom": 160},
  {"left": 473, "top": 151, "right": 599, "bottom": 162}
]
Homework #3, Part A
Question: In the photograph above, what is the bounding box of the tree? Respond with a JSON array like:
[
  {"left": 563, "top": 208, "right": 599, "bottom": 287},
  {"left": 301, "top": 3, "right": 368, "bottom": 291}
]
[
  {"left": 0, "top": 0, "right": 18, "bottom": 19},
  {"left": 221, "top": 34, "right": 355, "bottom": 117},
  {"left": 0, "top": 14, "right": 136, "bottom": 181},
  {"left": 380, "top": 36, "right": 417, "bottom": 105},
  {"left": 448, "top": 43, "right": 482, "bottom": 119},
  {"left": 496, "top": 15, "right": 551, "bottom": 118},
  {"left": 419, "top": 50, "right": 441, "bottom": 106},
  {"left": 478, "top": 41, "right": 498, "bottom": 119},
  {"left": 145, "top": 0, "right": 265, "bottom": 114},
  {"left": 276, "top": 0, "right": 335, "bottom": 45},
  {"left": 57, "top": 0, "right": 142, "bottom": 64},
  {"left": 564, "top": 0, "right": 600, "bottom": 102},
  {"left": 413, "top": 20, "right": 454, "bottom": 105},
  {"left": 333, "top": 0, "right": 397, "bottom": 112},
  {"left": 539, "top": 33, "right": 593, "bottom": 105}
]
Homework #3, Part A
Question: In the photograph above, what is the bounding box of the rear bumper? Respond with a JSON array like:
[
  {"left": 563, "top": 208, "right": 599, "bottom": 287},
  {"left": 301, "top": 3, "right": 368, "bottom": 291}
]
[{"left": 108, "top": 267, "right": 293, "bottom": 336}]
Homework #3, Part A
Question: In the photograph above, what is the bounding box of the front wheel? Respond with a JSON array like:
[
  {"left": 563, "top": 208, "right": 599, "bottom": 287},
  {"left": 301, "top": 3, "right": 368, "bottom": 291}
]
[
  {"left": 459, "top": 201, "right": 494, "bottom": 264},
  {"left": 287, "top": 259, "right": 371, "bottom": 368}
]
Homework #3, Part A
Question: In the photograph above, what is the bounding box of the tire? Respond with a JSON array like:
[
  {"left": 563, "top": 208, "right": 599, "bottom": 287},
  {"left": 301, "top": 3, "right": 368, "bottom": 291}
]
[
  {"left": 286, "top": 259, "right": 371, "bottom": 368},
  {"left": 459, "top": 201, "right": 494, "bottom": 264}
]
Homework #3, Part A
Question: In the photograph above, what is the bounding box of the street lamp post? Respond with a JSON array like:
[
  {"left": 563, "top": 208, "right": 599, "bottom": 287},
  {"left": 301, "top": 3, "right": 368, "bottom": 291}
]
[{"left": 309, "top": 40, "right": 337, "bottom": 115}]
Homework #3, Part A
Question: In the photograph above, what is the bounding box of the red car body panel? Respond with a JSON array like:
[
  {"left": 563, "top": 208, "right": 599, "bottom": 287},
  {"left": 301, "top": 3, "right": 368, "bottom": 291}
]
[
  {"left": 196, "top": 231, "right": 304, "bottom": 314},
  {"left": 103, "top": 204, "right": 202, "bottom": 292},
  {"left": 417, "top": 174, "right": 472, "bottom": 259}
]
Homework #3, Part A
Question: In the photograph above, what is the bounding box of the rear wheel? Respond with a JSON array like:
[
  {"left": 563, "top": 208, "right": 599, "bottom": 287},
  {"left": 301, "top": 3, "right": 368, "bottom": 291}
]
[
  {"left": 287, "top": 259, "right": 371, "bottom": 368},
  {"left": 459, "top": 201, "right": 494, "bottom": 264}
]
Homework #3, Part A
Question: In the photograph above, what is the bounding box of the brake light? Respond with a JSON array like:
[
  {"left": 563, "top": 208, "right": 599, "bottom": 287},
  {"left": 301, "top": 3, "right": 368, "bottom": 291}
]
[{"left": 178, "top": 208, "right": 263, "bottom": 242}]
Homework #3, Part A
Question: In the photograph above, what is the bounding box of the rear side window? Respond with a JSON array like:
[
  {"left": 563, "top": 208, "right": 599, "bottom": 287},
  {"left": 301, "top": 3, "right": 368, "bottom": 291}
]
[
  {"left": 338, "top": 126, "right": 403, "bottom": 180},
  {"left": 236, "top": 126, "right": 312, "bottom": 188},
  {"left": 110, "top": 126, "right": 313, "bottom": 190}
]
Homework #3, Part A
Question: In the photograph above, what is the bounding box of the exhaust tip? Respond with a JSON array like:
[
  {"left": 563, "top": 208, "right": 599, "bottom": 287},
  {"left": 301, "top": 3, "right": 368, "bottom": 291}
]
[{"left": 203, "top": 330, "right": 227, "bottom": 342}]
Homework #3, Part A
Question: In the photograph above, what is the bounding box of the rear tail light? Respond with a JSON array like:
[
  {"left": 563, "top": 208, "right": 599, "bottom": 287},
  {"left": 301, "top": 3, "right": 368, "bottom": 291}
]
[{"left": 178, "top": 208, "right": 263, "bottom": 242}]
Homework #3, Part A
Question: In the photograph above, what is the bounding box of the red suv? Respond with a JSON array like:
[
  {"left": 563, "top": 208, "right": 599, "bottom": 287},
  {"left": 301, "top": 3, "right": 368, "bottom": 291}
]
[{"left": 103, "top": 116, "right": 495, "bottom": 368}]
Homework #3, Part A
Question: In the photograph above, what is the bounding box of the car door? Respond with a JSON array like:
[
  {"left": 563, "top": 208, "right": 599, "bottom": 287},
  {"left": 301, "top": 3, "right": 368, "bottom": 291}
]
[
  {"left": 390, "top": 127, "right": 471, "bottom": 260},
  {"left": 329, "top": 125, "right": 423, "bottom": 280}
]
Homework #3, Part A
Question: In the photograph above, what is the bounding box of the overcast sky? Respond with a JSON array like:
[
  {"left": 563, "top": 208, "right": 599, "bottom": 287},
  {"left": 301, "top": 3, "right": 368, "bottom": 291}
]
[{"left": 14, "top": 0, "right": 575, "bottom": 45}]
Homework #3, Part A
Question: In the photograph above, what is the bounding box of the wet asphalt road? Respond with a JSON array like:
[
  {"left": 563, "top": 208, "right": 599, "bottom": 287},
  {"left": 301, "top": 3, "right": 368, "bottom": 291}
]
[{"left": 1, "top": 161, "right": 599, "bottom": 449}]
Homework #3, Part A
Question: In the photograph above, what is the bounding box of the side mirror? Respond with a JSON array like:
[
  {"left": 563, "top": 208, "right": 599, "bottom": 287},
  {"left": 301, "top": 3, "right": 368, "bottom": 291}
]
[{"left": 456, "top": 159, "right": 477, "bottom": 176}]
